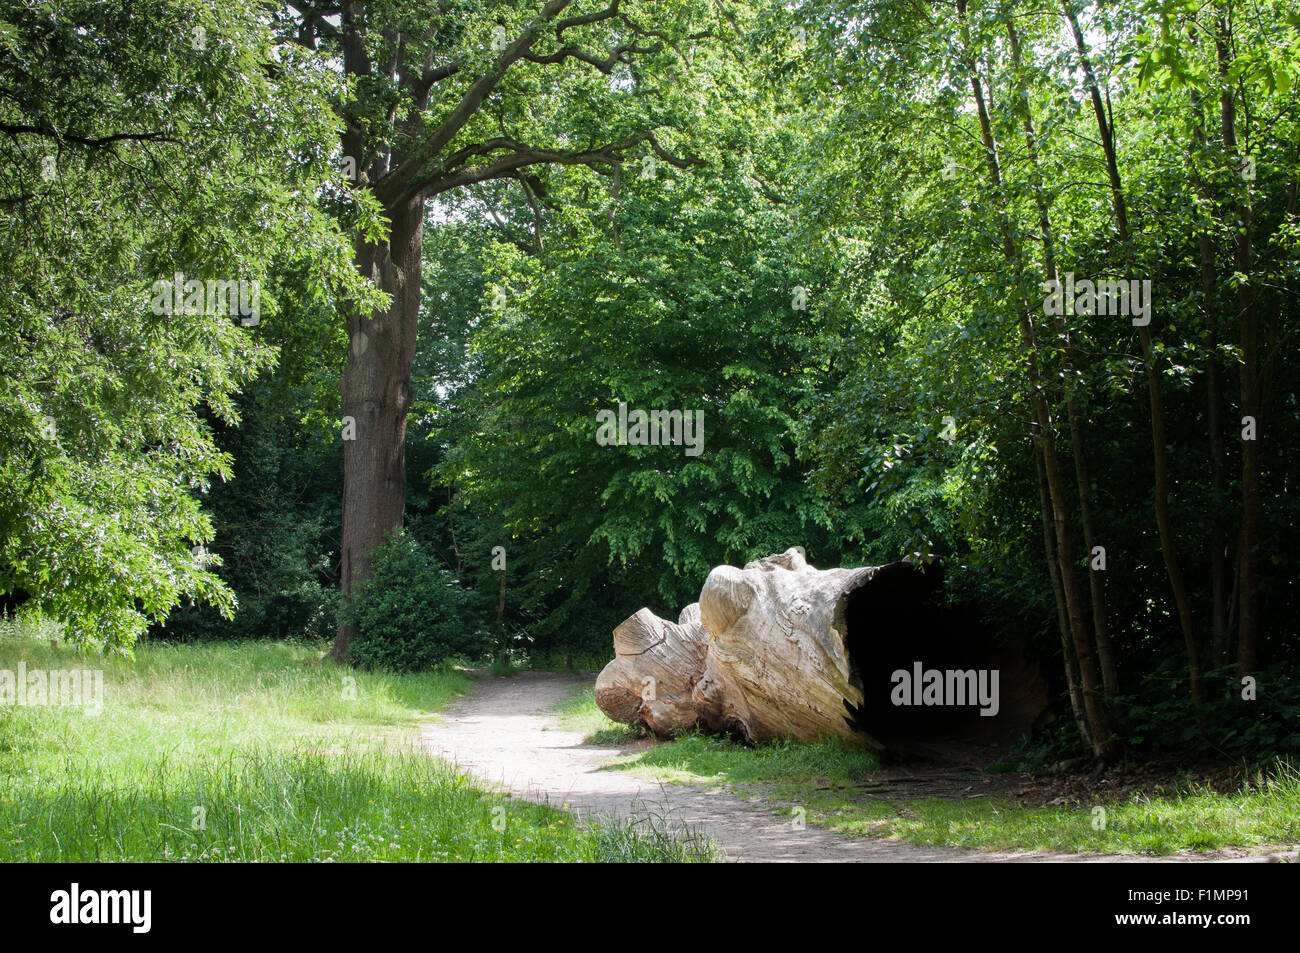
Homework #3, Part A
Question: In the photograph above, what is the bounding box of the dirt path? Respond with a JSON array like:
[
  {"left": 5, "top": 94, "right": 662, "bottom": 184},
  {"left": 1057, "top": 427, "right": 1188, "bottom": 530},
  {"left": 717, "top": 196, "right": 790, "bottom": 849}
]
[{"left": 418, "top": 671, "right": 1276, "bottom": 863}]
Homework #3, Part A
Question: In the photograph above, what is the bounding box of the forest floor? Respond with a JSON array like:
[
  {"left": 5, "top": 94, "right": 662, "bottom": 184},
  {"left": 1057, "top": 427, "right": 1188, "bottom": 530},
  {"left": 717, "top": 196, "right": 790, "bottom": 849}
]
[{"left": 419, "top": 670, "right": 1293, "bottom": 863}]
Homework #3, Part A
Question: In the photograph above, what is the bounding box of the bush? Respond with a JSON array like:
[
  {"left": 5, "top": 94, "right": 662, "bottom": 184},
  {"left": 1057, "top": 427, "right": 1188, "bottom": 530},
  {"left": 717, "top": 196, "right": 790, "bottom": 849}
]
[
  {"left": 1120, "top": 660, "right": 1300, "bottom": 763},
  {"left": 347, "top": 530, "right": 488, "bottom": 672}
]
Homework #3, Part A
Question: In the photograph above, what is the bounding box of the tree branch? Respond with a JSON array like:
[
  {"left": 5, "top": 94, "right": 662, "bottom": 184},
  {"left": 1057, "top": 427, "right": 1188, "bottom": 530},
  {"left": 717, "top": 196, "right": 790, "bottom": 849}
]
[
  {"left": 414, "top": 128, "right": 698, "bottom": 199},
  {"left": 0, "top": 124, "right": 175, "bottom": 148},
  {"left": 522, "top": 39, "right": 662, "bottom": 72},
  {"left": 374, "top": 0, "right": 579, "bottom": 208}
]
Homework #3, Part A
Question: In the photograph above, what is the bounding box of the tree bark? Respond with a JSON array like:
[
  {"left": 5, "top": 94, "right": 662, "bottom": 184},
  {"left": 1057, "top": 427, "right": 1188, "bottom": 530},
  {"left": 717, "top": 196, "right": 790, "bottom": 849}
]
[
  {"left": 332, "top": 193, "right": 425, "bottom": 661},
  {"left": 1037, "top": 444, "right": 1091, "bottom": 750},
  {"left": 595, "top": 603, "right": 709, "bottom": 737}
]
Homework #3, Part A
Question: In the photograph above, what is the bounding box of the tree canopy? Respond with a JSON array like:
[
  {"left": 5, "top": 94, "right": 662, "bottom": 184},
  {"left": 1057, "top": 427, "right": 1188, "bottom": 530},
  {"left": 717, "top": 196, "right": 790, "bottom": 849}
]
[{"left": 2, "top": 0, "right": 1297, "bottom": 760}]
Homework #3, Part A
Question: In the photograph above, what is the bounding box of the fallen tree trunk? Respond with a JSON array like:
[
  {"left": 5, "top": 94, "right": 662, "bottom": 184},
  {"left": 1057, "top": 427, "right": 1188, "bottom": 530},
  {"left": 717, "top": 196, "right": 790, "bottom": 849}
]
[
  {"left": 593, "top": 603, "right": 708, "bottom": 738},
  {"left": 596, "top": 550, "right": 933, "bottom": 747},
  {"left": 595, "top": 549, "right": 1049, "bottom": 751}
]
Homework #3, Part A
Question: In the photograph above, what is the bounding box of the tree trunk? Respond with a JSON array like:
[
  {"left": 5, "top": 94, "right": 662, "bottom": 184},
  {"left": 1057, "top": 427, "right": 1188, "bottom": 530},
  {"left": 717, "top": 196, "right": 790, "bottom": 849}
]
[
  {"left": 1065, "top": 4, "right": 1204, "bottom": 719},
  {"left": 597, "top": 551, "right": 884, "bottom": 744},
  {"left": 1009, "top": 19, "right": 1117, "bottom": 698},
  {"left": 958, "top": 0, "right": 1116, "bottom": 759},
  {"left": 1216, "top": 16, "right": 1261, "bottom": 678},
  {"left": 495, "top": 546, "right": 508, "bottom": 667},
  {"left": 332, "top": 193, "right": 425, "bottom": 662},
  {"left": 595, "top": 603, "right": 709, "bottom": 737},
  {"left": 1037, "top": 447, "right": 1091, "bottom": 750},
  {"left": 1190, "top": 82, "right": 1231, "bottom": 669}
]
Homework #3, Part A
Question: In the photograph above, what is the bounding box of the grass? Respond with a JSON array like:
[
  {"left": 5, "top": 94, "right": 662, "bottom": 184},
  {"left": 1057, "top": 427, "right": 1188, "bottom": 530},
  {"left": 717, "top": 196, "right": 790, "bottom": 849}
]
[
  {"left": 791, "top": 763, "right": 1300, "bottom": 856},
  {"left": 579, "top": 708, "right": 1299, "bottom": 856},
  {"left": 549, "top": 687, "right": 646, "bottom": 745},
  {"left": 612, "top": 731, "right": 885, "bottom": 788},
  {"left": 0, "top": 625, "right": 716, "bottom": 862}
]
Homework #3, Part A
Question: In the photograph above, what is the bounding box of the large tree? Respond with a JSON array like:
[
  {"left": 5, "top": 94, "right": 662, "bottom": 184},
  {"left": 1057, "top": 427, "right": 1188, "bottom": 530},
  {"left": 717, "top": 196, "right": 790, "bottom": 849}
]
[{"left": 277, "top": 0, "right": 717, "bottom": 660}]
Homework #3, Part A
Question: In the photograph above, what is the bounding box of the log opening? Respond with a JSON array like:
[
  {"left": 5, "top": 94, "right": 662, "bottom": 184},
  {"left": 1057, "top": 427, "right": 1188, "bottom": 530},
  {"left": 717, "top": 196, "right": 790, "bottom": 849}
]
[{"left": 842, "top": 566, "right": 1001, "bottom": 752}]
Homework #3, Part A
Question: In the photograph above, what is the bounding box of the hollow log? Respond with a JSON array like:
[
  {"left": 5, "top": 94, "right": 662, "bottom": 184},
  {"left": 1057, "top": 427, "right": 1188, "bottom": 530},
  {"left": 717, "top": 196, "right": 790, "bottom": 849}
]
[
  {"left": 595, "top": 548, "right": 1048, "bottom": 750},
  {"left": 596, "top": 549, "right": 929, "bottom": 746}
]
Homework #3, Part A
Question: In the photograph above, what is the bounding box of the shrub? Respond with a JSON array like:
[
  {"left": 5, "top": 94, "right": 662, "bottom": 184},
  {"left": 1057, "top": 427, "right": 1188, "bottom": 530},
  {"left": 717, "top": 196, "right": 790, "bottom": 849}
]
[{"left": 347, "top": 530, "right": 488, "bottom": 672}]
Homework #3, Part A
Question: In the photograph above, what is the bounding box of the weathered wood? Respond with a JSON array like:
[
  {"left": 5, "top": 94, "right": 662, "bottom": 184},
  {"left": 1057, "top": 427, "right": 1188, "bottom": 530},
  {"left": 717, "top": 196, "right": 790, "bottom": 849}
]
[
  {"left": 692, "top": 549, "right": 881, "bottom": 745},
  {"left": 596, "top": 549, "right": 925, "bottom": 746},
  {"left": 593, "top": 603, "right": 708, "bottom": 739},
  {"left": 596, "top": 548, "right": 1051, "bottom": 751}
]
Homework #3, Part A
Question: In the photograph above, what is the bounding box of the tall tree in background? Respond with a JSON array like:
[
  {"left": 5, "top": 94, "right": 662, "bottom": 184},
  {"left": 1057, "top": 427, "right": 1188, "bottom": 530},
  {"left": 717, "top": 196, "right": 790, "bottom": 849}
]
[{"left": 278, "top": 0, "right": 714, "bottom": 660}]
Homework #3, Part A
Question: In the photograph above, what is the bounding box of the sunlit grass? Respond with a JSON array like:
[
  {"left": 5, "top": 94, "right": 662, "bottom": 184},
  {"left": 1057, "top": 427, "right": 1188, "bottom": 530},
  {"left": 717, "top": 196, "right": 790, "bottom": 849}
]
[
  {"left": 549, "top": 686, "right": 646, "bottom": 745},
  {"left": 611, "top": 730, "right": 884, "bottom": 788},
  {"left": 0, "top": 633, "right": 716, "bottom": 862},
  {"left": 796, "top": 763, "right": 1300, "bottom": 855}
]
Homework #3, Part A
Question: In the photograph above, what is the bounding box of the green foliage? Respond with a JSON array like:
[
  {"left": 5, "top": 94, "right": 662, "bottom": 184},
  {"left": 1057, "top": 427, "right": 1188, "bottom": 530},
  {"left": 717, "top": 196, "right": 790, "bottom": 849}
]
[
  {"left": 158, "top": 370, "right": 343, "bottom": 644},
  {"left": 4, "top": 0, "right": 1295, "bottom": 766},
  {"left": 0, "top": 0, "right": 366, "bottom": 651},
  {"left": 1121, "top": 663, "right": 1300, "bottom": 762},
  {"left": 347, "top": 530, "right": 489, "bottom": 673},
  {"left": 781, "top": 0, "right": 1300, "bottom": 754},
  {"left": 433, "top": 144, "right": 866, "bottom": 647}
]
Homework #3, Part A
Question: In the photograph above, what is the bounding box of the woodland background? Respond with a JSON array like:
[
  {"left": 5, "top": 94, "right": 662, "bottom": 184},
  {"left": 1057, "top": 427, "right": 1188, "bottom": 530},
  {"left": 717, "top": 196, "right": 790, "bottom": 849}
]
[{"left": 1, "top": 0, "right": 1297, "bottom": 764}]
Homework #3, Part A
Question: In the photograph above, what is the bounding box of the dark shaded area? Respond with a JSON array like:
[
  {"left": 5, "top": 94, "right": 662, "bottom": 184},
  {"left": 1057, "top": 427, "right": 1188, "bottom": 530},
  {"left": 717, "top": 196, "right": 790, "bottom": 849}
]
[
  {"left": 0, "top": 582, "right": 29, "bottom": 616},
  {"left": 842, "top": 562, "right": 1050, "bottom": 760}
]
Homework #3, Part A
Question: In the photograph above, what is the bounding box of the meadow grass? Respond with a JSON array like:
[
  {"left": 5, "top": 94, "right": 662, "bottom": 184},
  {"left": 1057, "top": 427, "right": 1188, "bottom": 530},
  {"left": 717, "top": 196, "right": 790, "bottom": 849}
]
[
  {"left": 0, "top": 626, "right": 715, "bottom": 862},
  {"left": 577, "top": 698, "right": 1299, "bottom": 856}
]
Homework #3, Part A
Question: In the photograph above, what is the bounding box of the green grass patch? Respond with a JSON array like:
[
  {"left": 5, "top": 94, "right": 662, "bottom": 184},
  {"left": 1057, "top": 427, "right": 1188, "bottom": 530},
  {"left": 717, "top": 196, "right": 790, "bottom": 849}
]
[
  {"left": 600, "top": 722, "right": 1299, "bottom": 856},
  {"left": 611, "top": 731, "right": 884, "bottom": 789},
  {"left": 796, "top": 763, "right": 1300, "bottom": 856},
  {"left": 549, "top": 687, "right": 646, "bottom": 745},
  {"left": 0, "top": 634, "right": 715, "bottom": 862}
]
